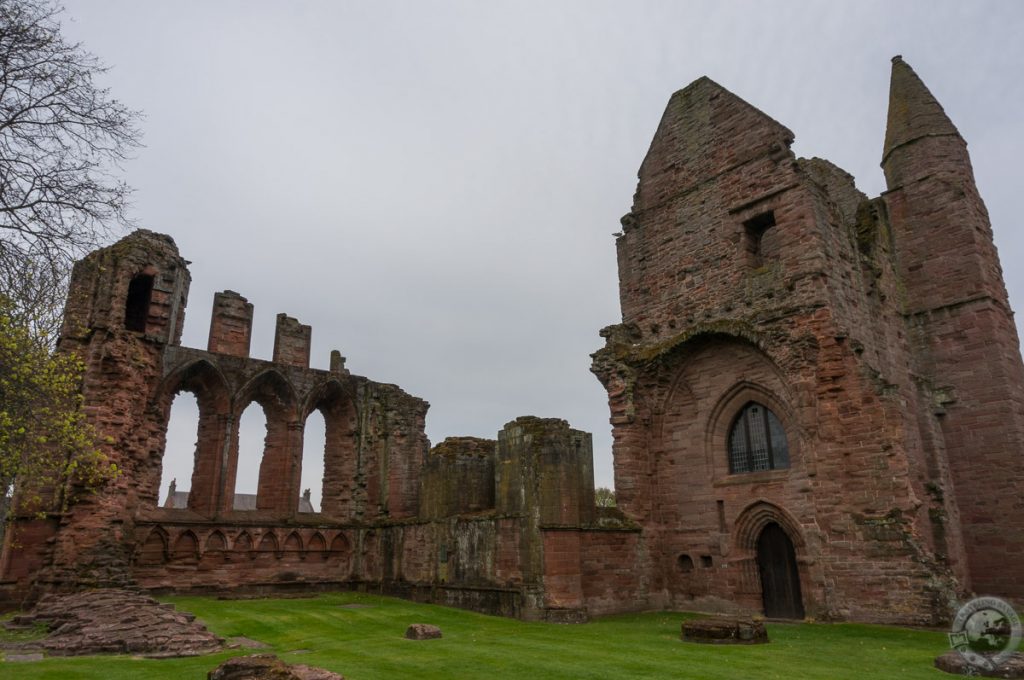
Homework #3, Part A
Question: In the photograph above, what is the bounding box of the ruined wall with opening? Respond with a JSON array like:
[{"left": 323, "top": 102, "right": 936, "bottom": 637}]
[
  {"left": 2, "top": 58, "right": 1020, "bottom": 626},
  {"left": 0, "top": 243, "right": 604, "bottom": 621},
  {"left": 591, "top": 57, "right": 1023, "bottom": 625}
]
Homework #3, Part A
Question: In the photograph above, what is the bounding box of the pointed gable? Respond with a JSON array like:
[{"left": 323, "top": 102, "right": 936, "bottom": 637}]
[
  {"left": 634, "top": 77, "right": 794, "bottom": 212},
  {"left": 882, "top": 56, "right": 960, "bottom": 163}
]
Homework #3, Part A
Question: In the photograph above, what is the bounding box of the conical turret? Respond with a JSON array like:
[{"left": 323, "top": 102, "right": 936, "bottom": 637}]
[
  {"left": 882, "top": 55, "right": 960, "bottom": 164},
  {"left": 879, "top": 56, "right": 1000, "bottom": 310},
  {"left": 879, "top": 56, "right": 1024, "bottom": 602},
  {"left": 881, "top": 56, "right": 973, "bottom": 190}
]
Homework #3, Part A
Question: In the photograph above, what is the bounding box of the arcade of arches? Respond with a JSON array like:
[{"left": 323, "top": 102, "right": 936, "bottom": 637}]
[{"left": 3, "top": 58, "right": 1023, "bottom": 626}]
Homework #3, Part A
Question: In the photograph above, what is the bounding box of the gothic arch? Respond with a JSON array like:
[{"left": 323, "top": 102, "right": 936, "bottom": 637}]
[
  {"left": 308, "top": 532, "right": 327, "bottom": 554},
  {"left": 205, "top": 530, "right": 227, "bottom": 552},
  {"left": 136, "top": 528, "right": 168, "bottom": 566},
  {"left": 172, "top": 530, "right": 200, "bottom": 563},
  {"left": 228, "top": 370, "right": 301, "bottom": 514},
  {"left": 732, "top": 500, "right": 806, "bottom": 553},
  {"left": 732, "top": 501, "right": 808, "bottom": 619},
  {"left": 705, "top": 380, "right": 802, "bottom": 479},
  {"left": 302, "top": 379, "right": 358, "bottom": 519},
  {"left": 158, "top": 359, "right": 231, "bottom": 413},
  {"left": 301, "top": 379, "right": 355, "bottom": 421},
  {"left": 153, "top": 359, "right": 232, "bottom": 514},
  {"left": 233, "top": 531, "right": 254, "bottom": 553},
  {"left": 653, "top": 331, "right": 783, "bottom": 441},
  {"left": 257, "top": 532, "right": 280, "bottom": 553},
  {"left": 256, "top": 532, "right": 280, "bottom": 562},
  {"left": 283, "top": 531, "right": 303, "bottom": 553},
  {"left": 329, "top": 533, "right": 351, "bottom": 555},
  {"left": 234, "top": 369, "right": 298, "bottom": 419}
]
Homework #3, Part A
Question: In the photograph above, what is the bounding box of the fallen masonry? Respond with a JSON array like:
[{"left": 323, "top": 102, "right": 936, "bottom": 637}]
[
  {"left": 405, "top": 623, "right": 443, "bottom": 640},
  {"left": 208, "top": 654, "right": 345, "bottom": 680},
  {"left": 934, "top": 651, "right": 1024, "bottom": 678},
  {"left": 3, "top": 589, "right": 222, "bottom": 657},
  {"left": 0, "top": 57, "right": 1022, "bottom": 626},
  {"left": 2, "top": 589, "right": 222, "bottom": 658},
  {"left": 681, "top": 618, "right": 768, "bottom": 645}
]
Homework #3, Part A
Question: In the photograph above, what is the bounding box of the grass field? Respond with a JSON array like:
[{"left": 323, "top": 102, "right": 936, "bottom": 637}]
[{"left": 1, "top": 592, "right": 950, "bottom": 679}]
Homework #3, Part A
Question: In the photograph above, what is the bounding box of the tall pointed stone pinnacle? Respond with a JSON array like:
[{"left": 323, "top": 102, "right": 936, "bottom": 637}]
[{"left": 882, "top": 55, "right": 960, "bottom": 164}]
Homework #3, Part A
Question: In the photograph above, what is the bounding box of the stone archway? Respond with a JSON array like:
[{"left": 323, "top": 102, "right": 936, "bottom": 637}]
[
  {"left": 733, "top": 501, "right": 809, "bottom": 619},
  {"left": 756, "top": 522, "right": 804, "bottom": 619}
]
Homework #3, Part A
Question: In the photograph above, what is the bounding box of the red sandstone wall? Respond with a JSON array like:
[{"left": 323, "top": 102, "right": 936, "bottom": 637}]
[
  {"left": 132, "top": 524, "right": 354, "bottom": 591},
  {"left": 32, "top": 231, "right": 191, "bottom": 593},
  {"left": 207, "top": 291, "right": 253, "bottom": 357},
  {"left": 2, "top": 228, "right": 596, "bottom": 623},
  {"left": 881, "top": 58, "right": 1024, "bottom": 601},
  {"left": 593, "top": 72, "right": 969, "bottom": 625},
  {"left": 579, "top": 529, "right": 646, "bottom": 616},
  {"left": 4, "top": 230, "right": 433, "bottom": 601},
  {"left": 541, "top": 530, "right": 583, "bottom": 609}
]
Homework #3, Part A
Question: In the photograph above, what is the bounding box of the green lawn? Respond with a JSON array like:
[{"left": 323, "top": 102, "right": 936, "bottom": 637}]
[{"left": 1, "top": 593, "right": 949, "bottom": 679}]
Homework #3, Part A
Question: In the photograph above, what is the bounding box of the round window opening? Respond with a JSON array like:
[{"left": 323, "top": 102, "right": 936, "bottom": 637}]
[{"left": 728, "top": 401, "right": 790, "bottom": 474}]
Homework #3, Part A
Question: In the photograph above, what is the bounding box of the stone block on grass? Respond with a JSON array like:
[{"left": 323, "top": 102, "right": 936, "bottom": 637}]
[
  {"left": 405, "top": 624, "right": 442, "bottom": 640},
  {"left": 208, "top": 653, "right": 345, "bottom": 680},
  {"left": 934, "top": 651, "right": 1024, "bottom": 678},
  {"left": 681, "top": 618, "right": 768, "bottom": 645}
]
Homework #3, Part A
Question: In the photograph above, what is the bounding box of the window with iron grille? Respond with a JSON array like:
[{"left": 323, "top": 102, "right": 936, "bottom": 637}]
[{"left": 728, "top": 402, "right": 790, "bottom": 473}]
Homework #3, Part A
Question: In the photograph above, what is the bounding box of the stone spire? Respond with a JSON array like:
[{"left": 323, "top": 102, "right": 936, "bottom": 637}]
[
  {"left": 164, "top": 478, "right": 177, "bottom": 508},
  {"left": 881, "top": 55, "right": 960, "bottom": 165}
]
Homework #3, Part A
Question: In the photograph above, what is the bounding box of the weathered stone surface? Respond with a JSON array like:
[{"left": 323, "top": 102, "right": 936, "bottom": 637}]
[
  {"left": 935, "top": 651, "right": 1024, "bottom": 678},
  {"left": 419, "top": 437, "right": 497, "bottom": 519},
  {"left": 681, "top": 618, "right": 768, "bottom": 645},
  {"left": 208, "top": 654, "right": 344, "bottom": 680},
  {"left": 0, "top": 58, "right": 1020, "bottom": 629},
  {"left": 589, "top": 56, "right": 1024, "bottom": 625},
  {"left": 405, "top": 624, "right": 442, "bottom": 640},
  {"left": 5, "top": 589, "right": 222, "bottom": 658},
  {"left": 542, "top": 607, "right": 589, "bottom": 624}
]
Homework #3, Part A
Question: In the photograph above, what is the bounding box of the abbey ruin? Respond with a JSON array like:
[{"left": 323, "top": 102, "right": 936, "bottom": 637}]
[{"left": 1, "top": 57, "right": 1021, "bottom": 625}]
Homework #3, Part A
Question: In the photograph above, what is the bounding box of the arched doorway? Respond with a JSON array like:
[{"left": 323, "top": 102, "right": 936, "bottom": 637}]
[{"left": 756, "top": 522, "right": 804, "bottom": 619}]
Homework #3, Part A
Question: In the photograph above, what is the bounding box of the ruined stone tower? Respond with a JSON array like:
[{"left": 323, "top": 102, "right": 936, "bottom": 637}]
[
  {"left": 592, "top": 57, "right": 1023, "bottom": 623},
  {"left": 881, "top": 57, "right": 1024, "bottom": 600},
  {"left": 0, "top": 232, "right": 608, "bottom": 622},
  {"left": 1, "top": 59, "right": 1019, "bottom": 626}
]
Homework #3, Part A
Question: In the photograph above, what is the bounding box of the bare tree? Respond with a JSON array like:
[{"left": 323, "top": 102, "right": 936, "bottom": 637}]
[
  {"left": 0, "top": 0, "right": 131, "bottom": 536},
  {"left": 0, "top": 0, "right": 140, "bottom": 335}
]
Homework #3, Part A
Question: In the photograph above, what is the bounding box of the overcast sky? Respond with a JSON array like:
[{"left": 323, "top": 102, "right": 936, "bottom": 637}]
[{"left": 58, "top": 1, "right": 1024, "bottom": 506}]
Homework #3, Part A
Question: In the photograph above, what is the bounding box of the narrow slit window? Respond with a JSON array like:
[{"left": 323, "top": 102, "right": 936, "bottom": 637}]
[
  {"left": 125, "top": 274, "right": 154, "bottom": 332},
  {"left": 744, "top": 211, "right": 777, "bottom": 267}
]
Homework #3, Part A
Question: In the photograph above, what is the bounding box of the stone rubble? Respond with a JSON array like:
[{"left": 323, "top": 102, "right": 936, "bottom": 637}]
[
  {"left": 405, "top": 623, "right": 443, "bottom": 640},
  {"left": 3, "top": 588, "right": 223, "bottom": 658},
  {"left": 208, "top": 654, "right": 345, "bottom": 680},
  {"left": 681, "top": 618, "right": 768, "bottom": 645},
  {"left": 934, "top": 651, "right": 1024, "bottom": 678}
]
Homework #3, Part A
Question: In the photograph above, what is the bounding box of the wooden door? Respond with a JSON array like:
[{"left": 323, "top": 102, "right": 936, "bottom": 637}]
[{"left": 756, "top": 522, "right": 804, "bottom": 619}]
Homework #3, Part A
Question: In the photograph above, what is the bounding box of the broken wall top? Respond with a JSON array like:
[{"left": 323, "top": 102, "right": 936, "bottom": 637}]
[{"left": 633, "top": 77, "right": 795, "bottom": 214}]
